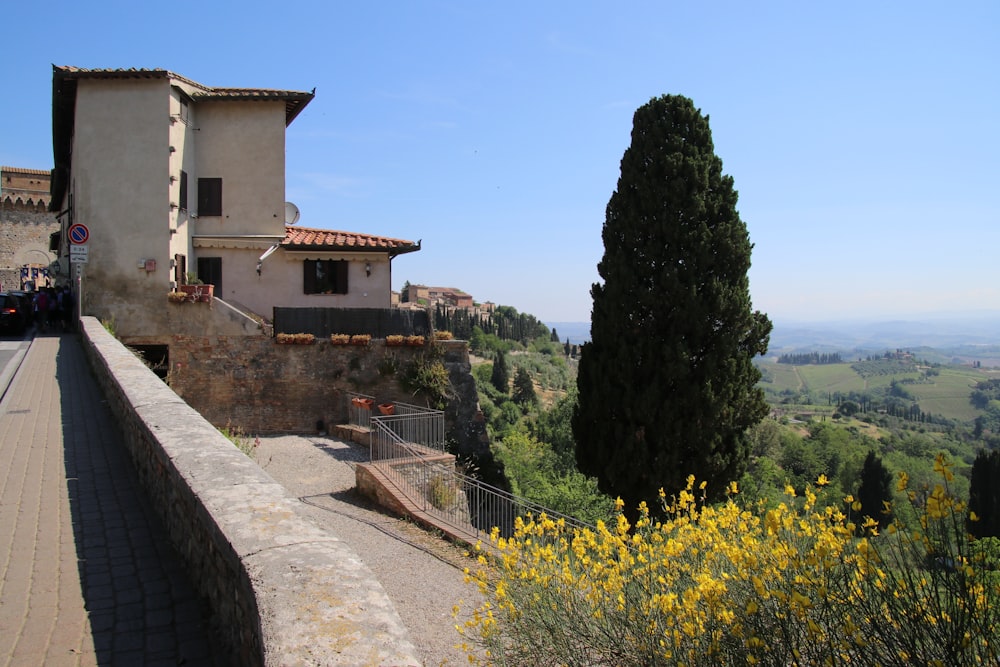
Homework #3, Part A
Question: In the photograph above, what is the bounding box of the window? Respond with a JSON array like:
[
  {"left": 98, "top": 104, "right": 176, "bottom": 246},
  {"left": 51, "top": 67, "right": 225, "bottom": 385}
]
[
  {"left": 197, "top": 177, "right": 222, "bottom": 216},
  {"left": 179, "top": 171, "right": 188, "bottom": 211},
  {"left": 197, "top": 257, "right": 222, "bottom": 294},
  {"left": 174, "top": 254, "right": 186, "bottom": 286},
  {"left": 303, "top": 260, "right": 349, "bottom": 295}
]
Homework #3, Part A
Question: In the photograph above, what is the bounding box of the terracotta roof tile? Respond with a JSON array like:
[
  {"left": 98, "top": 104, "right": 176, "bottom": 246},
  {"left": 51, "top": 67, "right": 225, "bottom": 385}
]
[
  {"left": 282, "top": 226, "right": 420, "bottom": 256},
  {"left": 1, "top": 166, "right": 51, "bottom": 176}
]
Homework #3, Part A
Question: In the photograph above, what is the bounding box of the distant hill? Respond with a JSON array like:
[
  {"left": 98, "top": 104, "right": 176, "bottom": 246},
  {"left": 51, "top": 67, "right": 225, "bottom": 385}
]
[
  {"left": 769, "top": 312, "right": 1000, "bottom": 367},
  {"left": 543, "top": 314, "right": 1000, "bottom": 366},
  {"left": 545, "top": 321, "right": 591, "bottom": 345}
]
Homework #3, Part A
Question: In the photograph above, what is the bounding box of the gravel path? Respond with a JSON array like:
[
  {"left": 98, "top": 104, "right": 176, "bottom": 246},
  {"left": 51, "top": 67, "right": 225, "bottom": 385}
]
[{"left": 252, "top": 434, "right": 484, "bottom": 667}]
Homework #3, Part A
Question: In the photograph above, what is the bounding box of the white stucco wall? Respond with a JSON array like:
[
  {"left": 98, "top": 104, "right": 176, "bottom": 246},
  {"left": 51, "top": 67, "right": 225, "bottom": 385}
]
[
  {"left": 191, "top": 102, "right": 287, "bottom": 237},
  {"left": 72, "top": 78, "right": 173, "bottom": 326},
  {"left": 190, "top": 245, "right": 393, "bottom": 318}
]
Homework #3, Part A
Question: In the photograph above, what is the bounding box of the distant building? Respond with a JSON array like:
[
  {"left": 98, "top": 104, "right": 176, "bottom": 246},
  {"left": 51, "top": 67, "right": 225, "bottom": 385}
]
[
  {"left": 0, "top": 166, "right": 59, "bottom": 291},
  {"left": 404, "top": 284, "right": 474, "bottom": 309}
]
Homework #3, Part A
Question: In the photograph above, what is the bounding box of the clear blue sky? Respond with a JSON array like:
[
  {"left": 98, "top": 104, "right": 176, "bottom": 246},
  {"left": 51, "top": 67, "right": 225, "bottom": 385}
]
[{"left": 3, "top": 1, "right": 997, "bottom": 324}]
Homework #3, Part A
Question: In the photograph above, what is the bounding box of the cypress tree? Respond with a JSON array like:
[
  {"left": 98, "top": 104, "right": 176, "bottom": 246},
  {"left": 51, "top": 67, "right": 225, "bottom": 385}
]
[
  {"left": 572, "top": 94, "right": 771, "bottom": 513},
  {"left": 968, "top": 449, "right": 1000, "bottom": 539},
  {"left": 490, "top": 350, "right": 510, "bottom": 395},
  {"left": 856, "top": 450, "right": 894, "bottom": 533},
  {"left": 512, "top": 366, "right": 537, "bottom": 406}
]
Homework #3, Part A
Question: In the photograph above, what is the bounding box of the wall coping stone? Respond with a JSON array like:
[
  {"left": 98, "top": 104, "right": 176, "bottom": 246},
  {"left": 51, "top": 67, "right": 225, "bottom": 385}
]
[{"left": 79, "top": 317, "right": 421, "bottom": 666}]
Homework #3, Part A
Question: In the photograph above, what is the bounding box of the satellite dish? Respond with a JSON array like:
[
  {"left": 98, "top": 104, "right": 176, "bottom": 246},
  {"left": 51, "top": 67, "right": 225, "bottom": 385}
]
[{"left": 284, "top": 202, "right": 300, "bottom": 226}]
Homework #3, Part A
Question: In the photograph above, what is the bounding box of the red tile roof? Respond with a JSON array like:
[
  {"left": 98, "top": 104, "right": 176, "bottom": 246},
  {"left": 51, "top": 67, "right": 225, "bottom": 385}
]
[{"left": 282, "top": 226, "right": 421, "bottom": 257}]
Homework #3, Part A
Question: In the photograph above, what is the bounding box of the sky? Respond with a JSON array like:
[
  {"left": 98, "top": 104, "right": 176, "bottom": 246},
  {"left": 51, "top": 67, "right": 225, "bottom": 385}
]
[{"left": 2, "top": 1, "right": 998, "bottom": 325}]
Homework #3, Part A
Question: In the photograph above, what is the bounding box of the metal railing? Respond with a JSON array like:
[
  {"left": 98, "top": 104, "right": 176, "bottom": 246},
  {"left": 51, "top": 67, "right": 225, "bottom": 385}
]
[
  {"left": 372, "top": 402, "right": 446, "bottom": 453},
  {"left": 346, "top": 391, "right": 375, "bottom": 430},
  {"left": 368, "top": 415, "right": 591, "bottom": 541},
  {"left": 347, "top": 392, "right": 592, "bottom": 541}
]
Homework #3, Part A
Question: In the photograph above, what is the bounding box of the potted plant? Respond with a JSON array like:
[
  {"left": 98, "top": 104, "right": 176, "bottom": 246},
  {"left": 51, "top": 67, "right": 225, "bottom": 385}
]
[
  {"left": 351, "top": 397, "right": 374, "bottom": 410},
  {"left": 385, "top": 335, "right": 405, "bottom": 346},
  {"left": 276, "top": 333, "right": 315, "bottom": 345},
  {"left": 406, "top": 335, "right": 426, "bottom": 346},
  {"left": 350, "top": 334, "right": 371, "bottom": 346},
  {"left": 178, "top": 283, "right": 214, "bottom": 302},
  {"left": 378, "top": 402, "right": 395, "bottom": 415},
  {"left": 434, "top": 330, "right": 454, "bottom": 341},
  {"left": 167, "top": 291, "right": 190, "bottom": 303},
  {"left": 330, "top": 334, "right": 350, "bottom": 345}
]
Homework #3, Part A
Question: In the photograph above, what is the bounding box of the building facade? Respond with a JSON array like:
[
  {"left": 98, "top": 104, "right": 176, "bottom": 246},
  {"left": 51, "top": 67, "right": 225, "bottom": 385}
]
[
  {"left": 49, "top": 66, "right": 419, "bottom": 341},
  {"left": 0, "top": 166, "right": 58, "bottom": 291}
]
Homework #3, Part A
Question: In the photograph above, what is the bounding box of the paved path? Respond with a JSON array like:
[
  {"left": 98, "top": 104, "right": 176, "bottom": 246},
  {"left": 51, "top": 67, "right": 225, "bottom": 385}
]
[
  {"left": 0, "top": 333, "right": 223, "bottom": 666},
  {"left": 254, "top": 435, "right": 483, "bottom": 667}
]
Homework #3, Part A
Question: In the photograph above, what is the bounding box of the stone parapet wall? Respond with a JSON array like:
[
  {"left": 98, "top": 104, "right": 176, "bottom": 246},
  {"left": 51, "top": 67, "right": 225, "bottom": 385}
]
[{"left": 79, "top": 317, "right": 420, "bottom": 666}]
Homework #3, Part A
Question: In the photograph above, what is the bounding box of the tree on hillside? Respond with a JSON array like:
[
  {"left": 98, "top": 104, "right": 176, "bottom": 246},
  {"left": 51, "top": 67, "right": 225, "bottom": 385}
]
[
  {"left": 968, "top": 449, "right": 1000, "bottom": 539},
  {"left": 856, "top": 450, "right": 894, "bottom": 533},
  {"left": 572, "top": 94, "right": 772, "bottom": 514},
  {"left": 512, "top": 366, "right": 538, "bottom": 406},
  {"left": 490, "top": 350, "right": 510, "bottom": 394}
]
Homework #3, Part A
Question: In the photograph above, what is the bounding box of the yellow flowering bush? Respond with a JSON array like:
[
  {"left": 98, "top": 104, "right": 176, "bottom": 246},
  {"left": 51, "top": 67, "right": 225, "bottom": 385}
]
[{"left": 458, "top": 455, "right": 999, "bottom": 666}]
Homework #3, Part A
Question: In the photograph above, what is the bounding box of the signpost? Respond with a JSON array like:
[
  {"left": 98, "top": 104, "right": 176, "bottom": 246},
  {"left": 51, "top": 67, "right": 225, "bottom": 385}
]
[
  {"left": 70, "top": 245, "right": 88, "bottom": 263},
  {"left": 67, "top": 223, "right": 89, "bottom": 321}
]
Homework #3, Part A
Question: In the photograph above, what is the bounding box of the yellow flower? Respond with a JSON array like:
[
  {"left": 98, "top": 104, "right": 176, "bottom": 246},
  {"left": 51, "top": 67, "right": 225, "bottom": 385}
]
[{"left": 816, "top": 474, "right": 830, "bottom": 487}]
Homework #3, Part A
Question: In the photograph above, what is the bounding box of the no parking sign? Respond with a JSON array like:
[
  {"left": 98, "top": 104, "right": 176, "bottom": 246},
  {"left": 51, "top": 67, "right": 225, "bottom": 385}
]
[{"left": 68, "top": 223, "right": 89, "bottom": 245}]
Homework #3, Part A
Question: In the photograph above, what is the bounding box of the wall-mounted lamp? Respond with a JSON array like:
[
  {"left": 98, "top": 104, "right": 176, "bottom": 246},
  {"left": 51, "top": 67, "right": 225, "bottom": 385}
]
[{"left": 365, "top": 262, "right": 372, "bottom": 277}]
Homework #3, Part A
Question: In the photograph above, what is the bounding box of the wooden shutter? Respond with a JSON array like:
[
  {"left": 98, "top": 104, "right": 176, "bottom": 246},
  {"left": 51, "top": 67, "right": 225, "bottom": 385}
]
[
  {"left": 303, "top": 260, "right": 317, "bottom": 294},
  {"left": 197, "top": 178, "right": 222, "bottom": 216},
  {"left": 335, "top": 260, "right": 349, "bottom": 294}
]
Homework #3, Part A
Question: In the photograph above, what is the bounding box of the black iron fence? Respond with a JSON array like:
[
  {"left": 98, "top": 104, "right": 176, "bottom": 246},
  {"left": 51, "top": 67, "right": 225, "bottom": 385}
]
[{"left": 273, "top": 307, "right": 429, "bottom": 338}]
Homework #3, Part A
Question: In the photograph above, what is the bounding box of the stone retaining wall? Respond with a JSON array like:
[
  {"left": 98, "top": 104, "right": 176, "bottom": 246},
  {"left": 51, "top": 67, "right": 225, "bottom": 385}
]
[{"left": 79, "top": 316, "right": 420, "bottom": 666}]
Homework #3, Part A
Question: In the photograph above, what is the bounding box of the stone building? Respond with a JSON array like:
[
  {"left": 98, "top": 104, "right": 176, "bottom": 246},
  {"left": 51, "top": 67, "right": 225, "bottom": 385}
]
[{"left": 0, "top": 166, "right": 58, "bottom": 291}]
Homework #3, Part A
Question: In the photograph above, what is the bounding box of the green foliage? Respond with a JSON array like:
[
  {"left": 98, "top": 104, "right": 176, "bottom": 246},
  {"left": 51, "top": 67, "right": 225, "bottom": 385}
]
[
  {"left": 493, "top": 429, "right": 613, "bottom": 525},
  {"left": 511, "top": 367, "right": 537, "bottom": 406},
  {"left": 462, "top": 460, "right": 1000, "bottom": 666},
  {"left": 489, "top": 349, "right": 509, "bottom": 394},
  {"left": 400, "top": 347, "right": 452, "bottom": 409},
  {"left": 220, "top": 422, "right": 256, "bottom": 459},
  {"left": 530, "top": 389, "right": 579, "bottom": 473},
  {"left": 574, "top": 94, "right": 772, "bottom": 513}
]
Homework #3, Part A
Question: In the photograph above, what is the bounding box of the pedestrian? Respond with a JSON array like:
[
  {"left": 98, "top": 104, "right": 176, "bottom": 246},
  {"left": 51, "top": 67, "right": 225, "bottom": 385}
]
[
  {"left": 34, "top": 289, "right": 49, "bottom": 332},
  {"left": 61, "top": 287, "right": 75, "bottom": 331}
]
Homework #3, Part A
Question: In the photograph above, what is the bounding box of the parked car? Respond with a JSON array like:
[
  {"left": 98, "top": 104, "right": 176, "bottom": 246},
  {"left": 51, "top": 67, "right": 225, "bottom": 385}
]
[
  {"left": 0, "top": 292, "right": 27, "bottom": 334},
  {"left": 5, "top": 291, "right": 34, "bottom": 328}
]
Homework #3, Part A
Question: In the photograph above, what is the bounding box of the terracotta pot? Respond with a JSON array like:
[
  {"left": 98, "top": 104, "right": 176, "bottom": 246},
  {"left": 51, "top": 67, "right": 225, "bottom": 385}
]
[{"left": 378, "top": 403, "right": 395, "bottom": 415}]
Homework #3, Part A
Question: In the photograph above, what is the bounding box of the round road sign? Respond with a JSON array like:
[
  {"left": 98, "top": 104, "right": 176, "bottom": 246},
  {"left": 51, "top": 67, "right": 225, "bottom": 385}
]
[{"left": 68, "top": 223, "right": 90, "bottom": 245}]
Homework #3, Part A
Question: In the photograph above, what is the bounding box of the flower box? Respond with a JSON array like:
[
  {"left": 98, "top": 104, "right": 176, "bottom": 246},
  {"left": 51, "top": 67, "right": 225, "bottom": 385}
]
[
  {"left": 385, "top": 335, "right": 405, "bottom": 346},
  {"left": 330, "top": 334, "right": 351, "bottom": 345},
  {"left": 351, "top": 397, "right": 374, "bottom": 410},
  {"left": 167, "top": 291, "right": 190, "bottom": 303},
  {"left": 378, "top": 402, "right": 395, "bottom": 416},
  {"left": 433, "top": 331, "right": 454, "bottom": 341},
  {"left": 350, "top": 334, "right": 371, "bottom": 346},
  {"left": 179, "top": 284, "right": 214, "bottom": 303},
  {"left": 406, "top": 335, "right": 426, "bottom": 346},
  {"left": 276, "top": 333, "right": 315, "bottom": 345}
]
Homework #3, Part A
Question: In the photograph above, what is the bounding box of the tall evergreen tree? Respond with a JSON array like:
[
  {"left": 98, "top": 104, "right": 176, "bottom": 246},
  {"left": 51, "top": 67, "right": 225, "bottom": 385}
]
[
  {"left": 968, "top": 449, "right": 1000, "bottom": 539},
  {"left": 490, "top": 350, "right": 510, "bottom": 394},
  {"left": 512, "top": 367, "right": 537, "bottom": 406},
  {"left": 572, "top": 94, "right": 772, "bottom": 513},
  {"left": 856, "top": 450, "right": 894, "bottom": 533}
]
